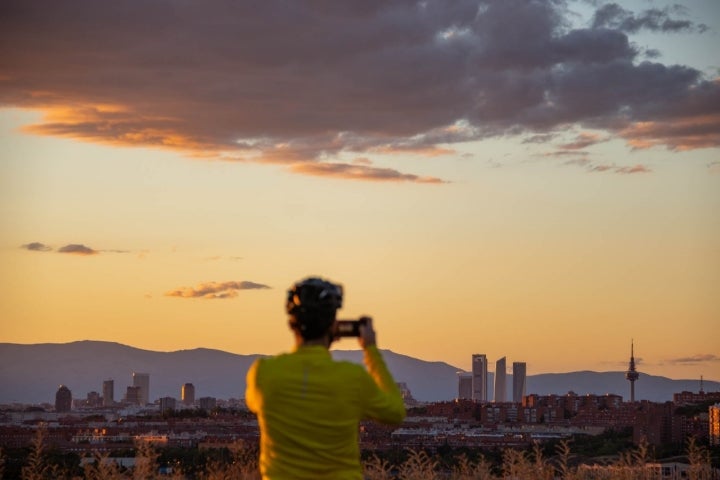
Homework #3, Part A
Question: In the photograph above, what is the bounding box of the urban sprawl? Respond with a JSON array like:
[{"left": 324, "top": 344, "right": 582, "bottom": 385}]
[{"left": 2, "top": 349, "right": 720, "bottom": 478}]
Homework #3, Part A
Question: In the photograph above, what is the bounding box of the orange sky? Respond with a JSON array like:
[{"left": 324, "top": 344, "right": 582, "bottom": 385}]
[{"left": 1, "top": 0, "right": 719, "bottom": 380}]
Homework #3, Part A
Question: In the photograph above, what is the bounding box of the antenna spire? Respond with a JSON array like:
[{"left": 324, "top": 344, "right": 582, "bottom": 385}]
[{"left": 625, "top": 339, "right": 639, "bottom": 402}]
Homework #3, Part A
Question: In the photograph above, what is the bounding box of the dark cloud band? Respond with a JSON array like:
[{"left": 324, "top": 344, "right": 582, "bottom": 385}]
[
  {"left": 592, "top": 3, "right": 707, "bottom": 34},
  {"left": 1, "top": 0, "right": 717, "bottom": 182}
]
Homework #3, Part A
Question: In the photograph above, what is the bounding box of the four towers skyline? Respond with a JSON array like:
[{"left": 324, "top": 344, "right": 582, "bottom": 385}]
[
  {"left": 462, "top": 342, "right": 639, "bottom": 403},
  {"left": 465, "top": 354, "right": 526, "bottom": 403}
]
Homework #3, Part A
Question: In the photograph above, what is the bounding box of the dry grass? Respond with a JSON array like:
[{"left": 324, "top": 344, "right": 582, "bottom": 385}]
[
  {"left": 6, "top": 429, "right": 716, "bottom": 480},
  {"left": 197, "top": 449, "right": 260, "bottom": 480},
  {"left": 686, "top": 436, "right": 714, "bottom": 480},
  {"left": 450, "top": 453, "right": 494, "bottom": 480},
  {"left": 20, "top": 426, "right": 48, "bottom": 480},
  {"left": 82, "top": 451, "right": 126, "bottom": 480},
  {"left": 364, "top": 454, "right": 395, "bottom": 480}
]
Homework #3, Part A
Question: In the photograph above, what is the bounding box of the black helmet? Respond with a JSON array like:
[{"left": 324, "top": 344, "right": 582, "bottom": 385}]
[{"left": 287, "top": 277, "right": 343, "bottom": 339}]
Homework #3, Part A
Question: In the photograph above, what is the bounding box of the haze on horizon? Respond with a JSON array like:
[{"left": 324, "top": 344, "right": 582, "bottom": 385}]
[{"left": 1, "top": 0, "right": 718, "bottom": 381}]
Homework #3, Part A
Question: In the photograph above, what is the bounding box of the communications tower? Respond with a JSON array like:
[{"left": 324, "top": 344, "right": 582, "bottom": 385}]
[{"left": 625, "top": 340, "right": 639, "bottom": 402}]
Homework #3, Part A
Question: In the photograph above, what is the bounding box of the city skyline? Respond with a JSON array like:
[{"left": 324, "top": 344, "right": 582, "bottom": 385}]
[
  {"left": 32, "top": 348, "right": 715, "bottom": 408},
  {"left": 51, "top": 374, "right": 206, "bottom": 408},
  {"left": 4, "top": 340, "right": 719, "bottom": 407},
  {"left": 1, "top": 0, "right": 719, "bottom": 380}
]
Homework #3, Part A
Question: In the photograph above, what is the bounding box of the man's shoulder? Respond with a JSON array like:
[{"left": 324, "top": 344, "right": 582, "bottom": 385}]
[
  {"left": 253, "top": 352, "right": 291, "bottom": 366},
  {"left": 254, "top": 350, "right": 368, "bottom": 376},
  {"left": 330, "top": 358, "right": 369, "bottom": 376}
]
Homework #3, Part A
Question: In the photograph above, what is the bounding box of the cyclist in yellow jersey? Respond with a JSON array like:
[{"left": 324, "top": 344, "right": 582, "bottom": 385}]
[{"left": 245, "top": 277, "right": 406, "bottom": 480}]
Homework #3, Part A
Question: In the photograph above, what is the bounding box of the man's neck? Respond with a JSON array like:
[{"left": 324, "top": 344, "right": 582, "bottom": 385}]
[{"left": 296, "top": 334, "right": 332, "bottom": 349}]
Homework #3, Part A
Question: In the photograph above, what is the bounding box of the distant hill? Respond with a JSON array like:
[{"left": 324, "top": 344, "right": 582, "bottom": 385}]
[{"left": 0, "top": 341, "right": 716, "bottom": 405}]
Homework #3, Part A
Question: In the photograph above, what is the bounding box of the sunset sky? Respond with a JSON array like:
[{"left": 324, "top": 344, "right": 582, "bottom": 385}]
[{"left": 1, "top": 0, "right": 718, "bottom": 381}]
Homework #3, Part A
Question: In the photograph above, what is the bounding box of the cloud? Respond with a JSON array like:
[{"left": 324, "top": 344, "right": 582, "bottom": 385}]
[
  {"left": 563, "top": 157, "right": 592, "bottom": 167},
  {"left": 352, "top": 157, "right": 373, "bottom": 166},
  {"left": 588, "top": 163, "right": 651, "bottom": 174},
  {"left": 1, "top": 0, "right": 718, "bottom": 181},
  {"left": 21, "top": 242, "right": 52, "bottom": 252},
  {"left": 620, "top": 113, "right": 720, "bottom": 151},
  {"left": 668, "top": 354, "right": 720, "bottom": 365},
  {"left": 202, "top": 255, "right": 244, "bottom": 262},
  {"left": 602, "top": 358, "right": 644, "bottom": 368},
  {"left": 543, "top": 150, "right": 591, "bottom": 158},
  {"left": 614, "top": 165, "right": 651, "bottom": 174},
  {"left": 165, "top": 281, "right": 271, "bottom": 299},
  {"left": 561, "top": 158, "right": 652, "bottom": 174},
  {"left": 591, "top": 3, "right": 707, "bottom": 34},
  {"left": 57, "top": 244, "right": 99, "bottom": 255},
  {"left": 22, "top": 241, "right": 130, "bottom": 255},
  {"left": 523, "top": 133, "right": 558, "bottom": 145},
  {"left": 559, "top": 132, "right": 609, "bottom": 150},
  {"left": 288, "top": 162, "right": 447, "bottom": 184}
]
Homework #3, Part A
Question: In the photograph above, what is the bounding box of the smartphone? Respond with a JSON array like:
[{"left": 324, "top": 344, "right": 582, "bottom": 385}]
[{"left": 333, "top": 318, "right": 368, "bottom": 337}]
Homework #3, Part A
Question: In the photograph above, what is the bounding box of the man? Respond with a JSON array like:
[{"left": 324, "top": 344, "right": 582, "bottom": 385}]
[{"left": 245, "top": 277, "right": 406, "bottom": 479}]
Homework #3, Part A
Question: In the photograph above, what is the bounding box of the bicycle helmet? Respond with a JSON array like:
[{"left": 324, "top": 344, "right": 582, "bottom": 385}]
[{"left": 287, "top": 277, "right": 343, "bottom": 339}]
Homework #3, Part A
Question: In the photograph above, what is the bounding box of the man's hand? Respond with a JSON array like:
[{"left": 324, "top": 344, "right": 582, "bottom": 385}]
[{"left": 358, "top": 316, "right": 376, "bottom": 349}]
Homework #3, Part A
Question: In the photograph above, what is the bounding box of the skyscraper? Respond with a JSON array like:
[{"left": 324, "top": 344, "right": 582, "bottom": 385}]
[
  {"left": 159, "top": 396, "right": 177, "bottom": 413},
  {"left": 199, "top": 397, "right": 217, "bottom": 411},
  {"left": 55, "top": 385, "right": 72, "bottom": 412},
  {"left": 103, "top": 379, "right": 114, "bottom": 407},
  {"left": 457, "top": 372, "right": 472, "bottom": 400},
  {"left": 625, "top": 340, "right": 639, "bottom": 402},
  {"left": 512, "top": 362, "right": 526, "bottom": 403},
  {"left": 182, "top": 383, "right": 195, "bottom": 406},
  {"left": 494, "top": 357, "right": 507, "bottom": 403},
  {"left": 133, "top": 372, "right": 150, "bottom": 405},
  {"left": 86, "top": 391, "right": 101, "bottom": 407},
  {"left": 125, "top": 386, "right": 141, "bottom": 405},
  {"left": 472, "top": 354, "right": 488, "bottom": 402}
]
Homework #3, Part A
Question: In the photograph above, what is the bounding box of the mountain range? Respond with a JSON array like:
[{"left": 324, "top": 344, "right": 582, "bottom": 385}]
[{"left": 0, "top": 341, "right": 715, "bottom": 405}]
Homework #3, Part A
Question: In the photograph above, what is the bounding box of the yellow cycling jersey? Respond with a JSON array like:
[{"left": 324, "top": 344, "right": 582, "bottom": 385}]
[{"left": 245, "top": 345, "right": 406, "bottom": 480}]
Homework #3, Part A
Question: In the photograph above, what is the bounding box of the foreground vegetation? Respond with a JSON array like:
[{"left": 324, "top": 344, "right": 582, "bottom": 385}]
[{"left": 1, "top": 428, "right": 717, "bottom": 479}]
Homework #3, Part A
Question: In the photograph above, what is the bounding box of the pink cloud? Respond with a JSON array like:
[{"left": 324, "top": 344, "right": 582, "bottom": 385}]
[
  {"left": 559, "top": 132, "right": 609, "bottom": 150},
  {"left": 620, "top": 114, "right": 720, "bottom": 151},
  {"left": 165, "top": 281, "right": 270, "bottom": 299},
  {"left": 288, "top": 162, "right": 447, "bottom": 184}
]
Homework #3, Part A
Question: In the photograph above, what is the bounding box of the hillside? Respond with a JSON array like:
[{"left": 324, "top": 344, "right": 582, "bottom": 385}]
[{"left": 0, "top": 341, "right": 715, "bottom": 404}]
